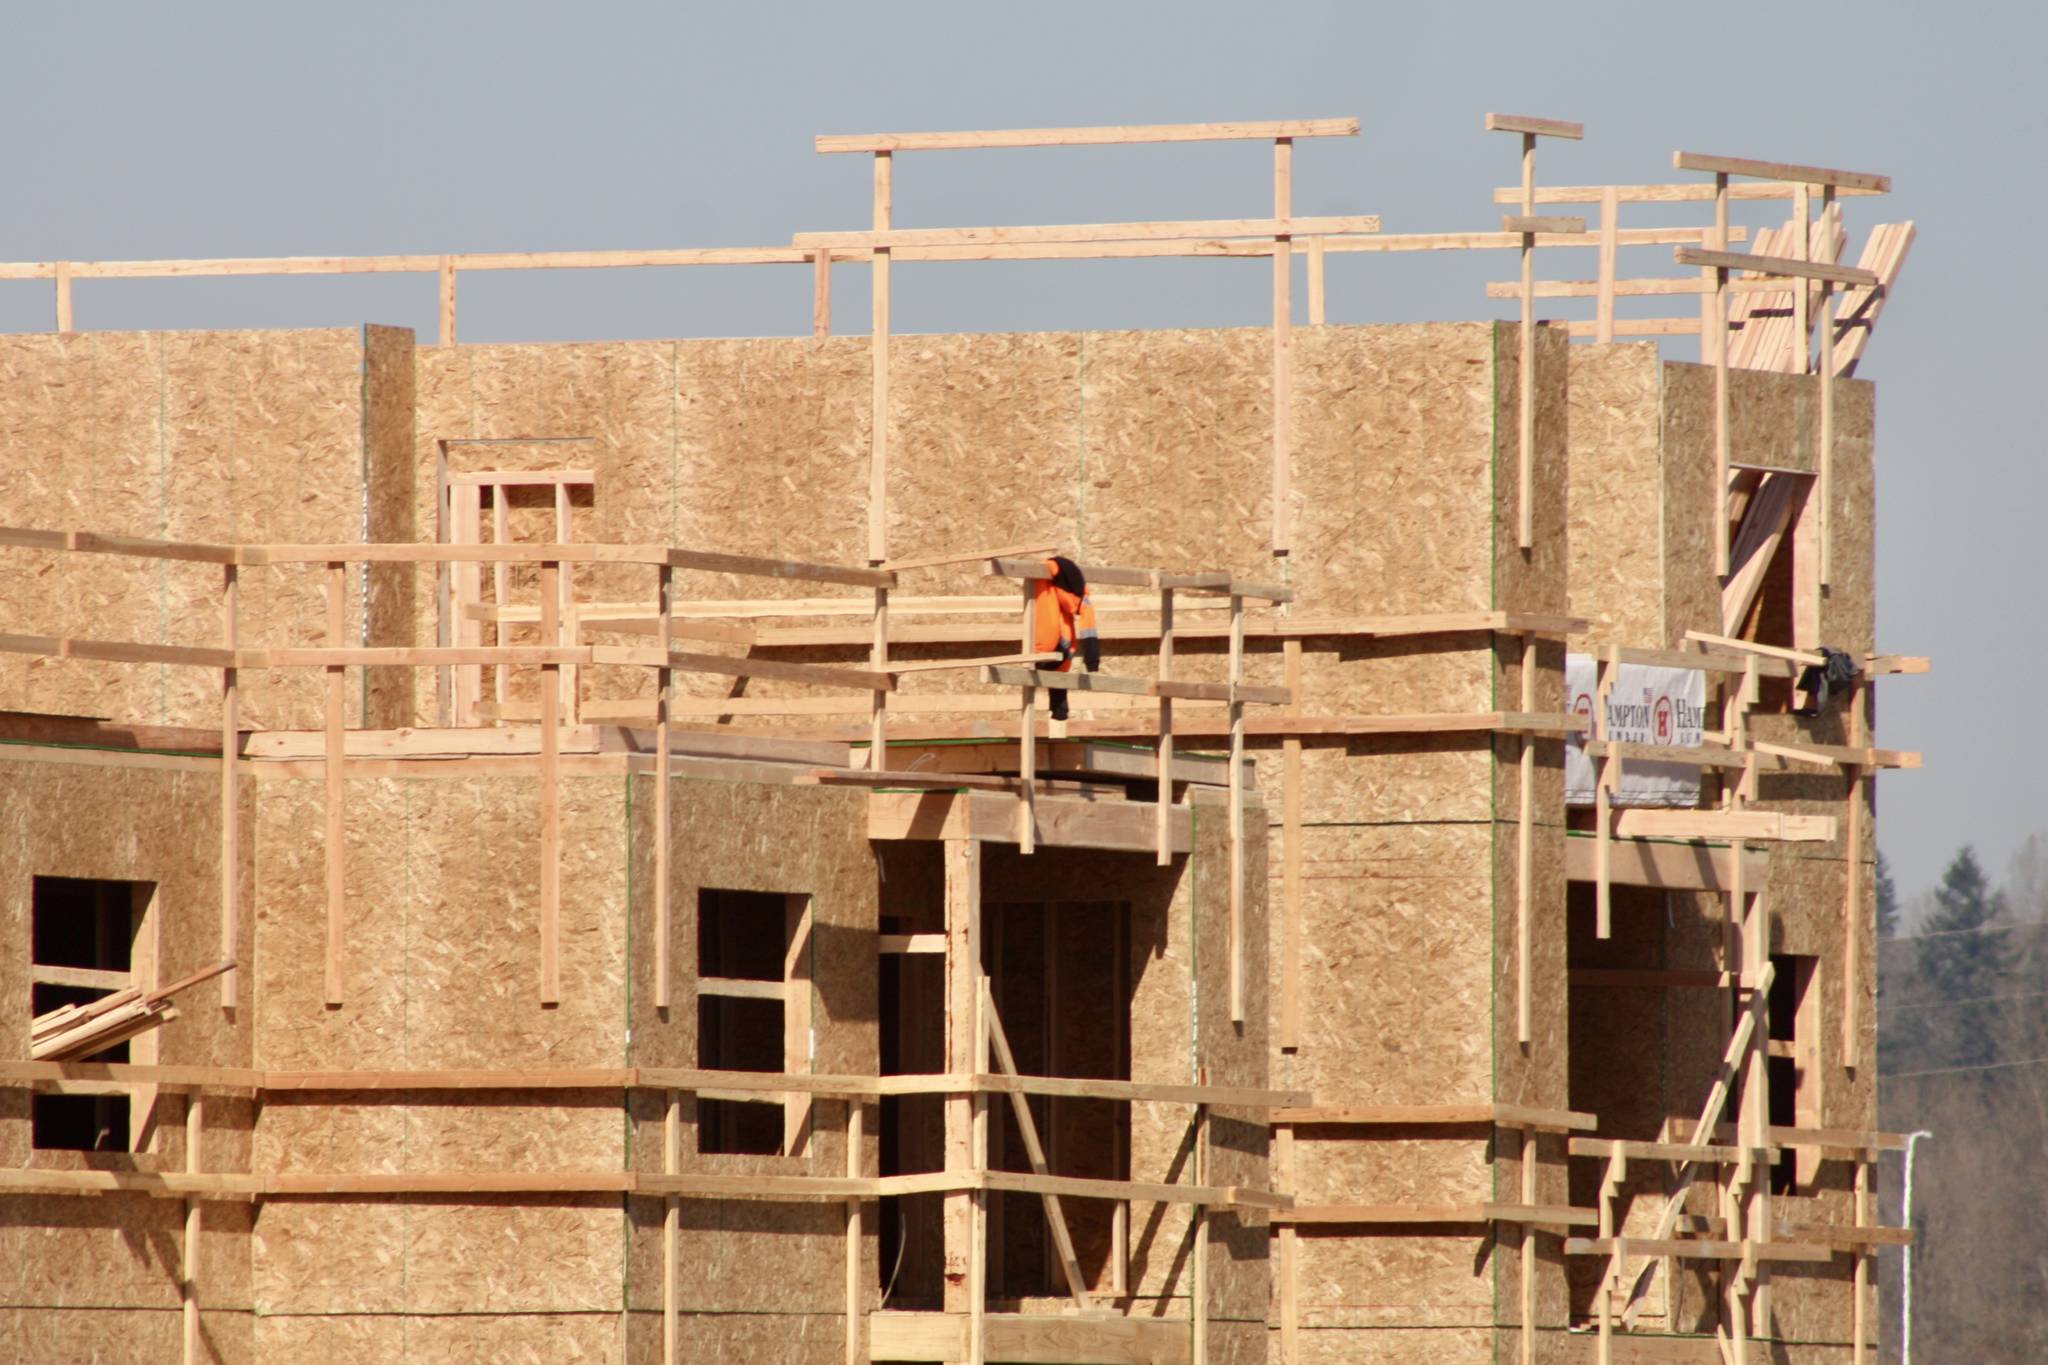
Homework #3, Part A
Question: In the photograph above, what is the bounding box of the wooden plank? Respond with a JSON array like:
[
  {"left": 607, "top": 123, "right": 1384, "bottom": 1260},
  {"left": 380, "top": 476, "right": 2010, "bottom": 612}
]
[
  {"left": 1502, "top": 215, "right": 1586, "bottom": 234},
  {"left": 1157, "top": 587, "right": 1175, "bottom": 865},
  {"left": 539, "top": 562, "right": 561, "bottom": 1005},
  {"left": 654, "top": 566, "right": 673, "bottom": 1012},
  {"left": 1486, "top": 113, "right": 1585, "bottom": 139},
  {"left": 1515, "top": 130, "right": 1537, "bottom": 550},
  {"left": 1280, "top": 639, "right": 1303, "bottom": 1049},
  {"left": 1596, "top": 186, "right": 1619, "bottom": 342},
  {"left": 1495, "top": 182, "right": 1881, "bottom": 205},
  {"left": 1274, "top": 1203, "right": 1489, "bottom": 1225},
  {"left": 1613, "top": 809, "right": 1836, "bottom": 842},
  {"left": 1673, "top": 151, "right": 1889, "bottom": 193},
  {"left": 181, "top": 1093, "right": 202, "bottom": 1364},
  {"left": 1676, "top": 246, "right": 1877, "bottom": 287},
  {"left": 1272, "top": 1103, "right": 1595, "bottom": 1131},
  {"left": 870, "top": 149, "right": 891, "bottom": 564},
  {"left": 883, "top": 542, "right": 1056, "bottom": 572},
  {"left": 323, "top": 563, "right": 346, "bottom": 1005},
  {"left": 943, "top": 839, "right": 980, "bottom": 1317},
  {"left": 817, "top": 118, "right": 1359, "bottom": 153},
  {"left": 446, "top": 468, "right": 597, "bottom": 487},
  {"left": 868, "top": 1311, "right": 1194, "bottom": 1364},
  {"left": 878, "top": 933, "right": 946, "bottom": 954},
  {"left": 1228, "top": 593, "right": 1247, "bottom": 1022},
  {"left": 664, "top": 1082, "right": 678, "bottom": 1365},
  {"left": 1569, "top": 968, "right": 1732, "bottom": 991},
  {"left": 1273, "top": 138, "right": 1294, "bottom": 555},
  {"left": 28, "top": 964, "right": 132, "bottom": 991},
  {"left": 591, "top": 645, "right": 894, "bottom": 693},
  {"left": 219, "top": 563, "right": 239, "bottom": 1011},
  {"left": 812, "top": 249, "right": 831, "bottom": 340},
  {"left": 793, "top": 215, "right": 1383, "bottom": 251}
]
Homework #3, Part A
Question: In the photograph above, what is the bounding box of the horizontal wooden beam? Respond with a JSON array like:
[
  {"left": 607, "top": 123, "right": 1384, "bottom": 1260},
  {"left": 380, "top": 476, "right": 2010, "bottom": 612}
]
[
  {"left": 982, "top": 664, "right": 1289, "bottom": 707},
  {"left": 1566, "top": 1236, "right": 1835, "bottom": 1263},
  {"left": 1675, "top": 247, "right": 1879, "bottom": 287},
  {"left": 1495, "top": 182, "right": 1883, "bottom": 205},
  {"left": 590, "top": 645, "right": 894, "bottom": 693},
  {"left": 1570, "top": 1138, "right": 1758, "bottom": 1163},
  {"left": 1272, "top": 1102, "right": 1595, "bottom": 1132},
  {"left": 445, "top": 469, "right": 595, "bottom": 487},
  {"left": 1485, "top": 113, "right": 1584, "bottom": 140},
  {"left": 1613, "top": 809, "right": 1837, "bottom": 843},
  {"left": 1568, "top": 968, "right": 1733, "bottom": 991},
  {"left": 870, "top": 1311, "right": 1194, "bottom": 1365},
  {"left": 793, "top": 216, "right": 1381, "bottom": 251},
  {"left": 1673, "top": 150, "right": 1890, "bottom": 193},
  {"left": 1273, "top": 1203, "right": 1488, "bottom": 1225},
  {"left": 867, "top": 789, "right": 1197, "bottom": 854},
  {"left": 816, "top": 118, "right": 1360, "bottom": 153},
  {"left": 877, "top": 933, "right": 946, "bottom": 954},
  {"left": 1502, "top": 215, "right": 1586, "bottom": 234}
]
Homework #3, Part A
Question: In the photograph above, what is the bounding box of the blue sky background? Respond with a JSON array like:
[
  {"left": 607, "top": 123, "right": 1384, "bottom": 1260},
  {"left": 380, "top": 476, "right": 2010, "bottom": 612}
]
[{"left": 1, "top": 2, "right": 2034, "bottom": 904}]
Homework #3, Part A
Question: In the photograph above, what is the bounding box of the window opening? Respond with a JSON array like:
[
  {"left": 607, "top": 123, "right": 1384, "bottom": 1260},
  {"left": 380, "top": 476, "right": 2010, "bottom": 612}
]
[
  {"left": 29, "top": 877, "right": 154, "bottom": 1151},
  {"left": 696, "top": 888, "right": 811, "bottom": 1157}
]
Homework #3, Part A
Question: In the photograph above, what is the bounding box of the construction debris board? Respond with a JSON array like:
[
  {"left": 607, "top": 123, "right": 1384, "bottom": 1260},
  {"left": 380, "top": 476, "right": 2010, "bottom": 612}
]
[{"left": 0, "top": 115, "right": 1920, "bottom": 1364}]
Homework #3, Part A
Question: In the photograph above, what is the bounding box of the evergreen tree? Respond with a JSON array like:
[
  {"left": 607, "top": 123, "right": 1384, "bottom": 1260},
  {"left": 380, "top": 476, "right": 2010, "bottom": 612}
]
[{"left": 1914, "top": 847, "right": 2012, "bottom": 1072}]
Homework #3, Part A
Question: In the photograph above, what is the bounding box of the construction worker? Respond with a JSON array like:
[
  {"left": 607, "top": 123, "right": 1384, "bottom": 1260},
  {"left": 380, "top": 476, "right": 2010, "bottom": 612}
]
[{"left": 1033, "top": 555, "right": 1100, "bottom": 734}]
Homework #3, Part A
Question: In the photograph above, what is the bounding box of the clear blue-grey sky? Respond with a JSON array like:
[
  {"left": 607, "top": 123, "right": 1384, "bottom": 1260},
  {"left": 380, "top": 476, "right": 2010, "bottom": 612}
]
[{"left": 1, "top": 2, "right": 2034, "bottom": 900}]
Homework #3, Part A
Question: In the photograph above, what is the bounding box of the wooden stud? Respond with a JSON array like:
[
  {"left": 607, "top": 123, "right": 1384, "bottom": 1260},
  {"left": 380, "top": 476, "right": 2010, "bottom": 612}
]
[
  {"left": 540, "top": 560, "right": 561, "bottom": 1005},
  {"left": 1272, "top": 138, "right": 1294, "bottom": 555},
  {"left": 555, "top": 482, "right": 579, "bottom": 721},
  {"left": 1192, "top": 1100, "right": 1209, "bottom": 1356},
  {"left": 1156, "top": 586, "right": 1174, "bottom": 865},
  {"left": 816, "top": 118, "right": 1360, "bottom": 154},
  {"left": 871, "top": 586, "right": 889, "bottom": 771},
  {"left": 664, "top": 1084, "right": 679, "bottom": 1365},
  {"left": 943, "top": 839, "right": 982, "bottom": 1315},
  {"left": 1280, "top": 638, "right": 1303, "bottom": 1051},
  {"left": 438, "top": 256, "right": 456, "bottom": 345},
  {"left": 1596, "top": 186, "right": 1618, "bottom": 343},
  {"left": 1227, "top": 594, "right": 1246, "bottom": 1023},
  {"left": 1792, "top": 185, "right": 1812, "bottom": 373},
  {"left": 1593, "top": 646, "right": 1617, "bottom": 938},
  {"left": 492, "top": 485, "right": 510, "bottom": 711},
  {"left": 54, "top": 260, "right": 73, "bottom": 332},
  {"left": 1819, "top": 187, "right": 1838, "bottom": 588},
  {"left": 655, "top": 565, "right": 673, "bottom": 1012},
  {"left": 1852, "top": 1151, "right": 1871, "bottom": 1364},
  {"left": 1019, "top": 580, "right": 1036, "bottom": 853},
  {"left": 181, "top": 1091, "right": 202, "bottom": 1365},
  {"left": 813, "top": 250, "right": 832, "bottom": 339},
  {"left": 219, "top": 565, "right": 238, "bottom": 1010},
  {"left": 969, "top": 987, "right": 989, "bottom": 1365},
  {"left": 1843, "top": 678, "right": 1866, "bottom": 1069},
  {"left": 869, "top": 151, "right": 892, "bottom": 565},
  {"left": 846, "top": 1097, "right": 863, "bottom": 1365},
  {"left": 1516, "top": 629, "right": 1536, "bottom": 1040},
  {"left": 1712, "top": 174, "right": 1732, "bottom": 580},
  {"left": 323, "top": 561, "right": 346, "bottom": 1006},
  {"left": 1517, "top": 132, "right": 1537, "bottom": 549}
]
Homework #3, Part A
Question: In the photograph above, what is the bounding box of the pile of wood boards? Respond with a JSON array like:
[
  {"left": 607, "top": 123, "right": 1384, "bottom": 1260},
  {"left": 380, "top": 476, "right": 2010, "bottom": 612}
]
[{"left": 29, "top": 961, "right": 233, "bottom": 1062}]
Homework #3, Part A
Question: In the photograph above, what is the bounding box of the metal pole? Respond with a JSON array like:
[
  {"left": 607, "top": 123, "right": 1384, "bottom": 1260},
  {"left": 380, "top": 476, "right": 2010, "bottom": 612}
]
[{"left": 1901, "top": 1130, "right": 1933, "bottom": 1365}]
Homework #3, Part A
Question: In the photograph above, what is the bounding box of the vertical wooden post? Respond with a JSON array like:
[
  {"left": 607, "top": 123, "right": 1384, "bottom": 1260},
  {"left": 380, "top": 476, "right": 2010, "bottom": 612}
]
[
  {"left": 1852, "top": 1149, "right": 1871, "bottom": 1364},
  {"left": 1818, "top": 186, "right": 1838, "bottom": 588},
  {"left": 1593, "top": 646, "right": 1617, "bottom": 939},
  {"left": 220, "top": 563, "right": 239, "bottom": 1009},
  {"left": 813, "top": 250, "right": 833, "bottom": 339},
  {"left": 1227, "top": 593, "right": 1246, "bottom": 1024},
  {"left": 943, "top": 839, "right": 983, "bottom": 1315},
  {"left": 438, "top": 256, "right": 457, "bottom": 346},
  {"left": 655, "top": 564, "right": 673, "bottom": 1012},
  {"left": 1018, "top": 580, "right": 1036, "bottom": 853},
  {"left": 846, "top": 1097, "right": 864, "bottom": 1365},
  {"left": 493, "top": 484, "right": 510, "bottom": 712},
  {"left": 870, "top": 586, "right": 889, "bottom": 771},
  {"left": 1517, "top": 132, "right": 1537, "bottom": 550},
  {"left": 1306, "top": 235, "right": 1326, "bottom": 326},
  {"left": 433, "top": 440, "right": 454, "bottom": 726},
  {"left": 1280, "top": 637, "right": 1303, "bottom": 1051},
  {"left": 869, "top": 152, "right": 892, "bottom": 564},
  {"left": 1271, "top": 137, "right": 1294, "bottom": 556},
  {"left": 554, "top": 482, "right": 579, "bottom": 722},
  {"left": 1191, "top": 1101, "right": 1210, "bottom": 1356},
  {"left": 181, "top": 1092, "right": 203, "bottom": 1365},
  {"left": 539, "top": 560, "right": 561, "bottom": 1005},
  {"left": 664, "top": 1084, "right": 679, "bottom": 1365},
  {"left": 969, "top": 977, "right": 990, "bottom": 1365},
  {"left": 1712, "top": 173, "right": 1732, "bottom": 579},
  {"left": 1277, "top": 1120, "right": 1299, "bottom": 1364},
  {"left": 1517, "top": 629, "right": 1536, "bottom": 1042},
  {"left": 1156, "top": 585, "right": 1174, "bottom": 865},
  {"left": 323, "top": 560, "right": 347, "bottom": 1006},
  {"left": 1596, "top": 186, "right": 1619, "bottom": 344},
  {"left": 54, "top": 260, "right": 73, "bottom": 333},
  {"left": 1842, "top": 679, "right": 1866, "bottom": 1067},
  {"left": 1792, "top": 184, "right": 1812, "bottom": 373}
]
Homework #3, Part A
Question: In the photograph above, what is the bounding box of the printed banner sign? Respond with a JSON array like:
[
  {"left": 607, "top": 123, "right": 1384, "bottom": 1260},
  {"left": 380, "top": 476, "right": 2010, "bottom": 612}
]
[{"left": 1563, "top": 653, "right": 1707, "bottom": 807}]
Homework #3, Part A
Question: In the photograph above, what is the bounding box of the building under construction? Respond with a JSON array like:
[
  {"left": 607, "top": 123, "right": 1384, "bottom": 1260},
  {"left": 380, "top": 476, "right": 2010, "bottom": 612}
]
[{"left": 0, "top": 114, "right": 1923, "bottom": 1363}]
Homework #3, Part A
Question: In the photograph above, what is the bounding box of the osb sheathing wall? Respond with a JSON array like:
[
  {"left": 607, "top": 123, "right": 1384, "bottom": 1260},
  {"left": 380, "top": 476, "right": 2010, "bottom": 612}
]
[
  {"left": 0, "top": 327, "right": 414, "bottom": 734},
  {"left": 250, "top": 767, "right": 630, "bottom": 1358},
  {"left": 0, "top": 751, "right": 255, "bottom": 1363},
  {"left": 622, "top": 779, "right": 879, "bottom": 1365}
]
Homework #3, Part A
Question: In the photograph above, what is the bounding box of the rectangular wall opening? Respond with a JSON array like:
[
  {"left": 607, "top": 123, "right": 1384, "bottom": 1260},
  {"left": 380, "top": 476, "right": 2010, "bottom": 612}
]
[
  {"left": 1767, "top": 952, "right": 1822, "bottom": 1193},
  {"left": 29, "top": 876, "right": 154, "bottom": 1152},
  {"left": 695, "top": 887, "right": 810, "bottom": 1158}
]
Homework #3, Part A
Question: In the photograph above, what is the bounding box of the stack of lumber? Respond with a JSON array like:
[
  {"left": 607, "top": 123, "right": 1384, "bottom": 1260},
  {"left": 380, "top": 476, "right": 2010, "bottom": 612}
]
[{"left": 29, "top": 962, "right": 232, "bottom": 1062}]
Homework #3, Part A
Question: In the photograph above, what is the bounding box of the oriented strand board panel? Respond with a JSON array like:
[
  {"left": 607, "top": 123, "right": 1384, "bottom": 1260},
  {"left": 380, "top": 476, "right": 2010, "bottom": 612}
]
[{"left": 1567, "top": 344, "right": 1665, "bottom": 651}]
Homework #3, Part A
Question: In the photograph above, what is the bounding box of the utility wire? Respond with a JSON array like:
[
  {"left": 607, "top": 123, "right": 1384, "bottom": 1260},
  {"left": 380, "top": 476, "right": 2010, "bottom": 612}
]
[
  {"left": 1886, "top": 1054, "right": 2048, "bottom": 1081},
  {"left": 1882, "top": 986, "right": 2048, "bottom": 1014},
  {"left": 1882, "top": 918, "right": 2048, "bottom": 943}
]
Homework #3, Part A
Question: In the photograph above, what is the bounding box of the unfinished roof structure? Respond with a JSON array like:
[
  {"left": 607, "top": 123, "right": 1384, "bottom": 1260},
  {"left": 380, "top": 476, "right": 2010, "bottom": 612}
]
[{"left": 0, "top": 114, "right": 1924, "bottom": 1363}]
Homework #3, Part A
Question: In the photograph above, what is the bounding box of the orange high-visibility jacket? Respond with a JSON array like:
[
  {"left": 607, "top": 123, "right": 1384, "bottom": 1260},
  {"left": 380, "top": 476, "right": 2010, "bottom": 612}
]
[{"left": 1031, "top": 558, "right": 1098, "bottom": 672}]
